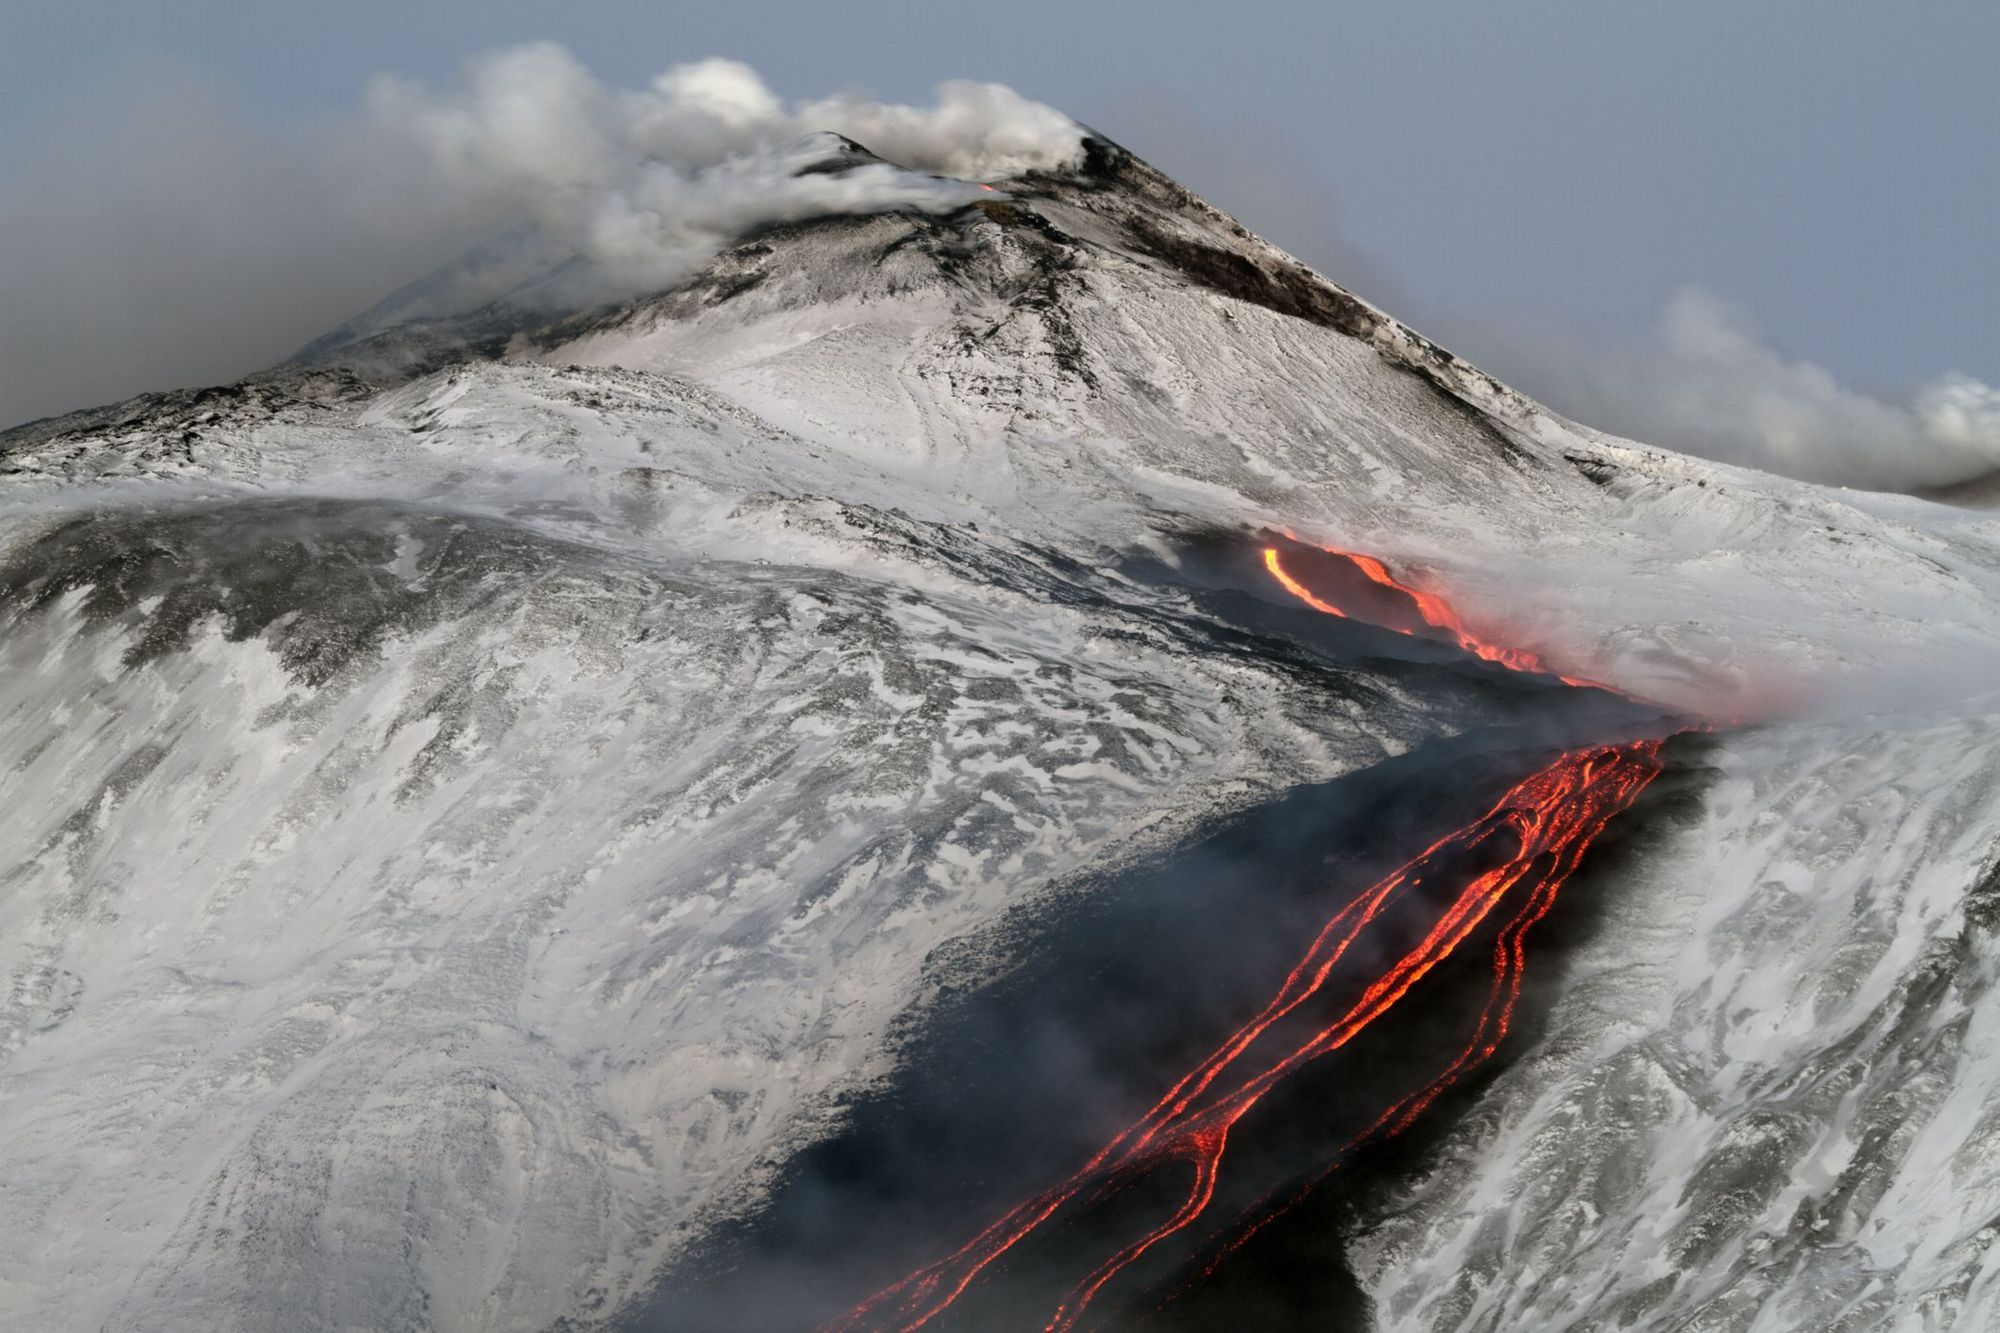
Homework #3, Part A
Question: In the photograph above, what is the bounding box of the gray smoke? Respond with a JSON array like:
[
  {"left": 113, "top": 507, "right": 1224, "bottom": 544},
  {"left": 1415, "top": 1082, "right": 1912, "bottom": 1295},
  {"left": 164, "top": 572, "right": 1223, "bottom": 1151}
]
[{"left": 0, "top": 45, "right": 1083, "bottom": 429}]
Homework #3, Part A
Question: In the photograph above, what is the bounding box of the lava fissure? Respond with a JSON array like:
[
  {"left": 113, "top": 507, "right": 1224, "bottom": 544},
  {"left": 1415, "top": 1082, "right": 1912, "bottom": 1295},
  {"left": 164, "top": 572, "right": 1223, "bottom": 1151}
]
[
  {"left": 1263, "top": 543, "right": 1613, "bottom": 691},
  {"left": 1174, "top": 827, "right": 1588, "bottom": 1305},
  {"left": 829, "top": 543, "right": 1677, "bottom": 1331},
  {"left": 834, "top": 741, "right": 1664, "bottom": 1331}
]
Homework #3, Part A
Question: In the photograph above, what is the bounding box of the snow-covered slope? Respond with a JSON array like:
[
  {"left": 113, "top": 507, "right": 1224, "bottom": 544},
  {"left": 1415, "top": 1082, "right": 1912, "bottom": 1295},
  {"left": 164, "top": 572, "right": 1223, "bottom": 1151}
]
[
  {"left": 1354, "top": 704, "right": 2000, "bottom": 1330},
  {"left": 0, "top": 496, "right": 1454, "bottom": 1329},
  {"left": 4, "top": 133, "right": 2000, "bottom": 1331}
]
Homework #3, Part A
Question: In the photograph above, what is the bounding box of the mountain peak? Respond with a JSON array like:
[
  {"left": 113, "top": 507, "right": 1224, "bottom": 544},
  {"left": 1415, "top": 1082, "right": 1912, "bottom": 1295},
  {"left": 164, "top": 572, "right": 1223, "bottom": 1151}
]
[
  {"left": 787, "top": 130, "right": 889, "bottom": 174},
  {"left": 10, "top": 76, "right": 2000, "bottom": 1333},
  {"left": 294, "top": 128, "right": 1512, "bottom": 422}
]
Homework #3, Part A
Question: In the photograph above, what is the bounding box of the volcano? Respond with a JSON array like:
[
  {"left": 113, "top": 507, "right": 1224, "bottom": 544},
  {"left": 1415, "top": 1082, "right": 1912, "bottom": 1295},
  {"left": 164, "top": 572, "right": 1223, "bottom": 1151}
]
[{"left": 6, "top": 129, "right": 2000, "bottom": 1333}]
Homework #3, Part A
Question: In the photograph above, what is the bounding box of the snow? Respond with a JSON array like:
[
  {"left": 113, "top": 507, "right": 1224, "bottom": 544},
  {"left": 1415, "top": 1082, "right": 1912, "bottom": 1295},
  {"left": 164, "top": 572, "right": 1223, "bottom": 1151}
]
[
  {"left": 1351, "top": 704, "right": 2000, "bottom": 1330},
  {"left": 4, "top": 135, "right": 2000, "bottom": 1329},
  {"left": 0, "top": 488, "right": 1441, "bottom": 1328}
]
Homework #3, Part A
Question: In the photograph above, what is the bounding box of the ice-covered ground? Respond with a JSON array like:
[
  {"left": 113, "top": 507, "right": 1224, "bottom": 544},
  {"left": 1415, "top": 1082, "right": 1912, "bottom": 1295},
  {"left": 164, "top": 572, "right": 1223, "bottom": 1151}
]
[
  {"left": 4, "top": 135, "right": 2000, "bottom": 1329},
  {"left": 1354, "top": 704, "right": 2000, "bottom": 1330},
  {"left": 0, "top": 491, "right": 1450, "bottom": 1328}
]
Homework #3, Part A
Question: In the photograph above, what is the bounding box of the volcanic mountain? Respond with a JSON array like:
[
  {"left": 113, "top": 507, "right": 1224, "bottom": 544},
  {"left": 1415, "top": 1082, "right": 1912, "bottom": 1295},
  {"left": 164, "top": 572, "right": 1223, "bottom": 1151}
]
[{"left": 4, "top": 132, "right": 2000, "bottom": 1331}]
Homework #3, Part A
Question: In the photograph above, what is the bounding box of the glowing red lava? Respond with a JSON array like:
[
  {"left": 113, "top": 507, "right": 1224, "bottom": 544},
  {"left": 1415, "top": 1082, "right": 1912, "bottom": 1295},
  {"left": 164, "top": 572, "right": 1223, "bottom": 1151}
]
[
  {"left": 1263, "top": 545, "right": 1607, "bottom": 690},
  {"left": 829, "top": 546, "right": 1673, "bottom": 1332}
]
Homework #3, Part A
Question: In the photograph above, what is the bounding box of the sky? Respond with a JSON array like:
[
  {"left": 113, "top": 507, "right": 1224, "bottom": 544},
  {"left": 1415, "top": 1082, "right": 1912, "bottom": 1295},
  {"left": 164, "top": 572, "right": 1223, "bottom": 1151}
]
[{"left": 3, "top": 1, "right": 1996, "bottom": 488}]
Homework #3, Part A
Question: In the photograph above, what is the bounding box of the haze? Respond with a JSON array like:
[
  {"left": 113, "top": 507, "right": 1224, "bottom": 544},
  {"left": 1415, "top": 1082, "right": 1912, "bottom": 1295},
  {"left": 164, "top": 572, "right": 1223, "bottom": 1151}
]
[{"left": 4, "top": 1, "right": 1996, "bottom": 489}]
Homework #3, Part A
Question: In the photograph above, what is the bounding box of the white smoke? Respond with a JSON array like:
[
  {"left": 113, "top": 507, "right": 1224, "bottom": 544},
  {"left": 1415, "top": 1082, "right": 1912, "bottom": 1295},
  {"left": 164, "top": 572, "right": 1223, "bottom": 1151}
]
[
  {"left": 0, "top": 45, "right": 1084, "bottom": 428},
  {"left": 1447, "top": 288, "right": 2000, "bottom": 492},
  {"left": 362, "top": 45, "right": 1084, "bottom": 299}
]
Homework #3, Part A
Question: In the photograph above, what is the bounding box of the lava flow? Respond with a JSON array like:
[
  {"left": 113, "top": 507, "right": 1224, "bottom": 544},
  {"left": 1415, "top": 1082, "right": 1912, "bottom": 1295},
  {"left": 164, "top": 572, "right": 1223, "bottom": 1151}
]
[
  {"left": 1263, "top": 543, "right": 1606, "bottom": 689},
  {"left": 830, "top": 544, "right": 1673, "bottom": 1333}
]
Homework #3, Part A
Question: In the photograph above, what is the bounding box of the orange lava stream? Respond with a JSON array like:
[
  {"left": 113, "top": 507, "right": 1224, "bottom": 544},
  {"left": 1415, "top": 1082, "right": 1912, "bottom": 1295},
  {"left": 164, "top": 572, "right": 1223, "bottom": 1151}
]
[
  {"left": 1180, "top": 755, "right": 1637, "bottom": 1293},
  {"left": 829, "top": 740, "right": 1666, "bottom": 1333},
  {"left": 1263, "top": 546, "right": 1607, "bottom": 690}
]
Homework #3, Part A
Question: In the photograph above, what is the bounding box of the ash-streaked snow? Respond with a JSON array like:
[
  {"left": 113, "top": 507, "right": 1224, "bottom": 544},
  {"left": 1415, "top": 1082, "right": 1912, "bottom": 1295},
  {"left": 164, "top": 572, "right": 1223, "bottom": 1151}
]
[
  {"left": 4, "top": 132, "right": 2000, "bottom": 1331},
  {"left": 1353, "top": 707, "right": 2000, "bottom": 1330}
]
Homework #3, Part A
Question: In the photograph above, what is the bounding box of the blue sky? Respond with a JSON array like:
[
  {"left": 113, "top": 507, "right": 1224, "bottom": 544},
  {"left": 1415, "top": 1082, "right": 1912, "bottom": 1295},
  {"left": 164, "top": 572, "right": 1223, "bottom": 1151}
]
[{"left": 4, "top": 1, "right": 1995, "bottom": 481}]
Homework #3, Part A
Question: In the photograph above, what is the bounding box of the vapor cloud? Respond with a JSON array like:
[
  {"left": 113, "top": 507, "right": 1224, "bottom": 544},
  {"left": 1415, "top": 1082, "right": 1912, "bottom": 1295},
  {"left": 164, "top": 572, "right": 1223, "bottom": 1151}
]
[
  {"left": 8, "top": 49, "right": 1990, "bottom": 498},
  {"left": 364, "top": 45, "right": 1083, "bottom": 302},
  {"left": 1443, "top": 288, "right": 2000, "bottom": 492},
  {"left": 0, "top": 45, "right": 1083, "bottom": 428}
]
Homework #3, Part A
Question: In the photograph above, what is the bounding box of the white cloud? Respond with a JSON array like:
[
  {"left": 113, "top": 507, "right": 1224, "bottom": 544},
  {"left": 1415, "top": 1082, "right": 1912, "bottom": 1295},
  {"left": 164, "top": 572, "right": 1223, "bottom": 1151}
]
[
  {"left": 361, "top": 46, "right": 1085, "bottom": 303},
  {"left": 1442, "top": 287, "right": 2000, "bottom": 492}
]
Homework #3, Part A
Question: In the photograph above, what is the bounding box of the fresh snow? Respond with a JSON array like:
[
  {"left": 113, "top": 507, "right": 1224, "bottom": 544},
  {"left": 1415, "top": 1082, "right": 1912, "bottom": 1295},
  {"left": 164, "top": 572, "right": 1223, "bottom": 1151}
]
[{"left": 3, "top": 138, "right": 2000, "bottom": 1330}]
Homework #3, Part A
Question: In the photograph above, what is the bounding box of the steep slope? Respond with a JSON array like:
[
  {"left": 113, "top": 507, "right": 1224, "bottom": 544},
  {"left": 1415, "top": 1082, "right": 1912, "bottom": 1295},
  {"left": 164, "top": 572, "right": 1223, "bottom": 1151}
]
[
  {"left": 534, "top": 138, "right": 2000, "bottom": 710},
  {"left": 2, "top": 133, "right": 1998, "bottom": 1331},
  {"left": 1354, "top": 706, "right": 2000, "bottom": 1330}
]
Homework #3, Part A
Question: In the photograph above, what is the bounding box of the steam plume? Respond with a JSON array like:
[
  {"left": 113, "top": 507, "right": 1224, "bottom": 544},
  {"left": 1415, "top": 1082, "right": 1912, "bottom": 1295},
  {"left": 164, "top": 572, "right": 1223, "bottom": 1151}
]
[
  {"left": 0, "top": 45, "right": 1084, "bottom": 428},
  {"left": 363, "top": 45, "right": 1083, "bottom": 301},
  {"left": 1454, "top": 288, "right": 2000, "bottom": 492}
]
